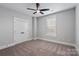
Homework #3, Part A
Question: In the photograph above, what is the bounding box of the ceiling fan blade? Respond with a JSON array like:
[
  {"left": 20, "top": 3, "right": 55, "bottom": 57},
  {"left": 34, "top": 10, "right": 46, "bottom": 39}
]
[
  {"left": 40, "top": 11, "right": 44, "bottom": 14},
  {"left": 40, "top": 9, "right": 50, "bottom": 11},
  {"left": 36, "top": 3, "right": 40, "bottom": 10},
  {"left": 27, "top": 8, "right": 36, "bottom": 11},
  {"left": 33, "top": 12, "right": 37, "bottom": 14}
]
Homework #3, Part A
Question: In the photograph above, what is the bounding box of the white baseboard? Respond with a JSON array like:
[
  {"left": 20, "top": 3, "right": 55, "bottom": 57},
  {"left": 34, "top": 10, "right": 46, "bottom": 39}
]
[
  {"left": 0, "top": 43, "right": 15, "bottom": 50},
  {"left": 75, "top": 45, "right": 79, "bottom": 55},
  {"left": 0, "top": 38, "right": 32, "bottom": 50},
  {"left": 37, "top": 37, "right": 75, "bottom": 47},
  {"left": 0, "top": 37, "right": 75, "bottom": 50}
]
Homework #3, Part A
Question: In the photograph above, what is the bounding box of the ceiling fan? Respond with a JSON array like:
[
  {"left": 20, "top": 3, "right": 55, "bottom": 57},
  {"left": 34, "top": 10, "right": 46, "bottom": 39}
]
[{"left": 27, "top": 3, "right": 50, "bottom": 14}]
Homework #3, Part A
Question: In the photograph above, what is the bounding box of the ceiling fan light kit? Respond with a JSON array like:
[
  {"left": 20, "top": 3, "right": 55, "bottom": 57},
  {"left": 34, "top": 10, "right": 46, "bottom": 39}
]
[{"left": 27, "top": 3, "right": 50, "bottom": 14}]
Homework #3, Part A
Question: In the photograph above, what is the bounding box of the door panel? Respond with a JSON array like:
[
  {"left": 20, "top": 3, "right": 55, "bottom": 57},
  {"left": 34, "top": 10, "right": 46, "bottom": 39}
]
[{"left": 14, "top": 17, "right": 29, "bottom": 42}]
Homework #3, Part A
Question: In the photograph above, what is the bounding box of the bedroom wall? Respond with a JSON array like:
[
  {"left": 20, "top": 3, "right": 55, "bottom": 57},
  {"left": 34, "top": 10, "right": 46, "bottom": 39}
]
[
  {"left": 0, "top": 6, "right": 32, "bottom": 49},
  {"left": 76, "top": 4, "right": 79, "bottom": 54},
  {"left": 37, "top": 8, "right": 75, "bottom": 45},
  {"left": 32, "top": 17, "right": 37, "bottom": 40}
]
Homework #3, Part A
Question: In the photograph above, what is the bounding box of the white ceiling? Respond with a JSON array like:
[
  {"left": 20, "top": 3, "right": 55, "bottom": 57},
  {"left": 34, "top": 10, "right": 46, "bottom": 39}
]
[{"left": 0, "top": 3, "right": 77, "bottom": 17}]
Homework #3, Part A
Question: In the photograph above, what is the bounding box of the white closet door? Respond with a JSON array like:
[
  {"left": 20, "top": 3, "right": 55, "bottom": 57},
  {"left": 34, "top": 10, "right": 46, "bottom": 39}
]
[{"left": 14, "top": 17, "right": 29, "bottom": 42}]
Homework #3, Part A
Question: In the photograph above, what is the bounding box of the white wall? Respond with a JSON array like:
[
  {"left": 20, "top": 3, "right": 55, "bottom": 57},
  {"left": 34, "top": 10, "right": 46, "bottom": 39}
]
[
  {"left": 32, "top": 17, "right": 37, "bottom": 40},
  {"left": 0, "top": 6, "right": 32, "bottom": 49},
  {"left": 56, "top": 9, "right": 75, "bottom": 44},
  {"left": 37, "top": 8, "right": 75, "bottom": 45},
  {"left": 76, "top": 4, "right": 79, "bottom": 53}
]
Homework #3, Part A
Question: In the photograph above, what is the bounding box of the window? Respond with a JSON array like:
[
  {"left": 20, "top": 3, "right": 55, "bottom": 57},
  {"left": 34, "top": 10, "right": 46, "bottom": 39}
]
[{"left": 46, "top": 15, "right": 56, "bottom": 37}]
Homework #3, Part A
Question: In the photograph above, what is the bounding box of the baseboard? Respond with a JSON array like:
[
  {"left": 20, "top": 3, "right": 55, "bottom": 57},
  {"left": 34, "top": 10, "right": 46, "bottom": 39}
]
[
  {"left": 0, "top": 43, "right": 15, "bottom": 50},
  {"left": 0, "top": 37, "right": 75, "bottom": 50},
  {"left": 37, "top": 37, "right": 75, "bottom": 47},
  {"left": 75, "top": 45, "right": 79, "bottom": 55},
  {"left": 0, "top": 38, "right": 32, "bottom": 50}
]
